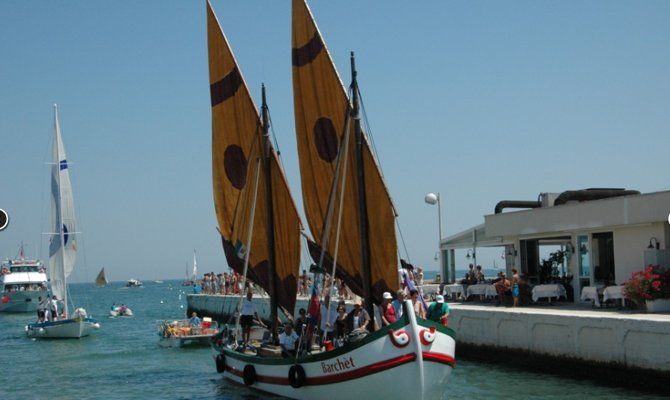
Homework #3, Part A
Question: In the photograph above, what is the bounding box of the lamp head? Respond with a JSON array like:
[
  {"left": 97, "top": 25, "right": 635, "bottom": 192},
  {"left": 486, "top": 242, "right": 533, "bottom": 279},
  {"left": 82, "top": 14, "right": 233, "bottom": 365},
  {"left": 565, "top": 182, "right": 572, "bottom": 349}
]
[{"left": 424, "top": 193, "right": 438, "bottom": 205}]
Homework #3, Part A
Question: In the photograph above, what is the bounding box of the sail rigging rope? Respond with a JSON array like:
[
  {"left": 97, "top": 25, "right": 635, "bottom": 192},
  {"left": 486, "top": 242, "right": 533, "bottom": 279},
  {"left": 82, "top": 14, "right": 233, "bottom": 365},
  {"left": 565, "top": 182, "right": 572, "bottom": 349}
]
[
  {"left": 321, "top": 107, "right": 352, "bottom": 342},
  {"left": 233, "top": 156, "right": 263, "bottom": 346},
  {"left": 267, "top": 109, "right": 282, "bottom": 163}
]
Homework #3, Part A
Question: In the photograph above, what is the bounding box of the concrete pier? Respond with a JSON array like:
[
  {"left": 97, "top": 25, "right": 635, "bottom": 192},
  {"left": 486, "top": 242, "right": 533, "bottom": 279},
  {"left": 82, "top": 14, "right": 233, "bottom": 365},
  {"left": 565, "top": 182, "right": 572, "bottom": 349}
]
[{"left": 448, "top": 303, "right": 670, "bottom": 372}]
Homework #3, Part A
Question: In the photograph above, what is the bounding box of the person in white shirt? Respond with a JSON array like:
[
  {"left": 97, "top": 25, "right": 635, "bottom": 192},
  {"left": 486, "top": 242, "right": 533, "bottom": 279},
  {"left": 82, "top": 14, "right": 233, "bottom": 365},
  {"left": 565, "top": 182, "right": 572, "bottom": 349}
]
[
  {"left": 279, "top": 323, "right": 299, "bottom": 357},
  {"left": 239, "top": 290, "right": 262, "bottom": 346},
  {"left": 319, "top": 295, "right": 338, "bottom": 343},
  {"left": 50, "top": 296, "right": 59, "bottom": 321}
]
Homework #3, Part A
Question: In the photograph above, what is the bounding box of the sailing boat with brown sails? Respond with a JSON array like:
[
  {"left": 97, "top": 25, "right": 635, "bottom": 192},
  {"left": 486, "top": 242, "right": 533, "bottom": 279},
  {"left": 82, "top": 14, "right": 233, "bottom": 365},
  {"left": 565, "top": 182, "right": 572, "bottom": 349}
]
[{"left": 208, "top": 1, "right": 455, "bottom": 398}]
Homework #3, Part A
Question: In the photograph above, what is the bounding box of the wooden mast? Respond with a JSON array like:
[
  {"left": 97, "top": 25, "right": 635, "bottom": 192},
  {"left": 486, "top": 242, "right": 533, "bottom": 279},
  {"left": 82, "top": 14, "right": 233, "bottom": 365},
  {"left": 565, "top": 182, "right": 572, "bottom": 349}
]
[
  {"left": 261, "top": 84, "right": 279, "bottom": 342},
  {"left": 349, "top": 52, "right": 375, "bottom": 329}
]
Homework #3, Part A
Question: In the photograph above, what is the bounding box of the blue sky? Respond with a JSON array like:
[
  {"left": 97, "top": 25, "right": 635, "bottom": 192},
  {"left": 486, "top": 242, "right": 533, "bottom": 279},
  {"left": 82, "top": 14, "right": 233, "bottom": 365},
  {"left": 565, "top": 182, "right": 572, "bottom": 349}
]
[{"left": 1, "top": 1, "right": 668, "bottom": 282}]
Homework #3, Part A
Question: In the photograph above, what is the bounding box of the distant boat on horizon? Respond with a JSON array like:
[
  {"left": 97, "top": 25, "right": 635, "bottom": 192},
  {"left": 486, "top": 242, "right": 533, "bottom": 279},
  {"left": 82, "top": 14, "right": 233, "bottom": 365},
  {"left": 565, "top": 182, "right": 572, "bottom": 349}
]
[
  {"left": 95, "top": 267, "right": 108, "bottom": 287},
  {"left": 126, "top": 279, "right": 142, "bottom": 288},
  {"left": 181, "top": 249, "right": 197, "bottom": 286}
]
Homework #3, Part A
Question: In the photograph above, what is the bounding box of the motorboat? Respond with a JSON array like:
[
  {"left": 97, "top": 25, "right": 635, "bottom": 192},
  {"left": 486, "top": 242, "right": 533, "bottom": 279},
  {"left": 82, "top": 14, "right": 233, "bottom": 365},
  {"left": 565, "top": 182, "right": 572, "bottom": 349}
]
[
  {"left": 158, "top": 317, "right": 218, "bottom": 348},
  {"left": 126, "top": 279, "right": 142, "bottom": 287},
  {"left": 1, "top": 244, "right": 48, "bottom": 313}
]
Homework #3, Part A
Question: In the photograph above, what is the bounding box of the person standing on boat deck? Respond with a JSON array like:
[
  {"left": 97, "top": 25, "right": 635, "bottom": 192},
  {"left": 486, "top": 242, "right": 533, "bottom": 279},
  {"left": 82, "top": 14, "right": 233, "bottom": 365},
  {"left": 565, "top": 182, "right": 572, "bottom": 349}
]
[
  {"left": 427, "top": 295, "right": 450, "bottom": 326},
  {"left": 379, "top": 292, "right": 396, "bottom": 326},
  {"left": 409, "top": 289, "right": 426, "bottom": 319},
  {"left": 294, "top": 308, "right": 308, "bottom": 340},
  {"left": 50, "top": 295, "right": 59, "bottom": 320},
  {"left": 189, "top": 312, "right": 202, "bottom": 326},
  {"left": 392, "top": 290, "right": 405, "bottom": 319},
  {"left": 346, "top": 299, "right": 370, "bottom": 332},
  {"left": 240, "top": 290, "right": 261, "bottom": 346},
  {"left": 37, "top": 296, "right": 46, "bottom": 322},
  {"left": 319, "top": 295, "right": 338, "bottom": 343},
  {"left": 279, "top": 322, "right": 299, "bottom": 357},
  {"left": 333, "top": 305, "right": 349, "bottom": 344}
]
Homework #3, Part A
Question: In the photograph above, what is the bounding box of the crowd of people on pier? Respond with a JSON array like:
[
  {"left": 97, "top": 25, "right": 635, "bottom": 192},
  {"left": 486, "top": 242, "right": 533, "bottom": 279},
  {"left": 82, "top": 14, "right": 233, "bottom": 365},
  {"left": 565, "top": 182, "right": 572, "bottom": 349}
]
[{"left": 196, "top": 269, "right": 358, "bottom": 301}]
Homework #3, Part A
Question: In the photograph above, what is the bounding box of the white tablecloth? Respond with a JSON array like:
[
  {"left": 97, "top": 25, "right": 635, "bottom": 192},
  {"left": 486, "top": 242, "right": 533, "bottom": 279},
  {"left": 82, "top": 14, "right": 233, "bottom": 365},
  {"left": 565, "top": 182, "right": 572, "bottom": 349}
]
[
  {"left": 532, "top": 284, "right": 567, "bottom": 302},
  {"left": 443, "top": 284, "right": 465, "bottom": 299},
  {"left": 466, "top": 284, "right": 497, "bottom": 299},
  {"left": 580, "top": 286, "right": 604, "bottom": 307},
  {"left": 420, "top": 284, "right": 441, "bottom": 296},
  {"left": 603, "top": 285, "right": 626, "bottom": 306}
]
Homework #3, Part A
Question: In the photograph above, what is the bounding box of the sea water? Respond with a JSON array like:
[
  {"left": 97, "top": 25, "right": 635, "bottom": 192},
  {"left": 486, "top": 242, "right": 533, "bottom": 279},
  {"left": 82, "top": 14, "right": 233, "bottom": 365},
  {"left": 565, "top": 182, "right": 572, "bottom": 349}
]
[{"left": 0, "top": 280, "right": 662, "bottom": 399}]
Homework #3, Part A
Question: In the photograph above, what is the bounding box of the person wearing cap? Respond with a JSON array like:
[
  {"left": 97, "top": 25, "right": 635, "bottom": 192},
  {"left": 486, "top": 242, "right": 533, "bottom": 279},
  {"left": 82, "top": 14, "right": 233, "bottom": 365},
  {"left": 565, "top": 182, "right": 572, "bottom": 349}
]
[
  {"left": 346, "top": 298, "right": 370, "bottom": 332},
  {"left": 427, "top": 295, "right": 449, "bottom": 326},
  {"left": 379, "top": 292, "right": 396, "bottom": 327}
]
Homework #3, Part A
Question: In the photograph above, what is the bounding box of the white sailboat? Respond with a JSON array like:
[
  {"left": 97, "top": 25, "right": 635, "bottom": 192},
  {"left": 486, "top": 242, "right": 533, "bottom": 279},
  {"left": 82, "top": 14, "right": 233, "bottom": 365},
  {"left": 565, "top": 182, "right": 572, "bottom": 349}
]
[
  {"left": 25, "top": 104, "right": 100, "bottom": 339},
  {"left": 192, "top": 250, "right": 198, "bottom": 282},
  {"left": 182, "top": 250, "right": 197, "bottom": 286}
]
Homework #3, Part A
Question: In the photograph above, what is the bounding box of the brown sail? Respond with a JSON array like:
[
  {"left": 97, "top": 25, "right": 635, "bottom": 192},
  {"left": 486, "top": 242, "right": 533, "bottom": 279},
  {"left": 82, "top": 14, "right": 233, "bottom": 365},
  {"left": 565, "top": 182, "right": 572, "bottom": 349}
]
[
  {"left": 208, "top": 1, "right": 301, "bottom": 313},
  {"left": 292, "top": 0, "right": 398, "bottom": 303}
]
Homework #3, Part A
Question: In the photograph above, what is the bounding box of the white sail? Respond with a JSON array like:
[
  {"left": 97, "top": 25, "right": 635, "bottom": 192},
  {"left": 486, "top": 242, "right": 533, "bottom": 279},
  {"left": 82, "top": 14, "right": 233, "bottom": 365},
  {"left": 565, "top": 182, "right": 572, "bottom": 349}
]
[
  {"left": 191, "top": 250, "right": 197, "bottom": 282},
  {"left": 48, "top": 104, "right": 77, "bottom": 311}
]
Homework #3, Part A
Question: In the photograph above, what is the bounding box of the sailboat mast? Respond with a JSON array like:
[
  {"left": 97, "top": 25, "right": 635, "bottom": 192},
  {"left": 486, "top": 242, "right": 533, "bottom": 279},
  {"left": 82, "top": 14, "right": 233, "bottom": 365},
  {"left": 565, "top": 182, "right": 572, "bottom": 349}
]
[
  {"left": 261, "top": 84, "right": 279, "bottom": 342},
  {"left": 350, "top": 53, "right": 374, "bottom": 328},
  {"left": 54, "top": 104, "right": 69, "bottom": 318}
]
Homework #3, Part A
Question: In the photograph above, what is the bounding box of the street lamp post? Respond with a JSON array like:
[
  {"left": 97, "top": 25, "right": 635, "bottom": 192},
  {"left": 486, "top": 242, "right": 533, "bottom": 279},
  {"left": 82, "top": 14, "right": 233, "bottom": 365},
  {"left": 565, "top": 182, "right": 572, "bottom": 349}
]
[{"left": 425, "top": 192, "right": 443, "bottom": 281}]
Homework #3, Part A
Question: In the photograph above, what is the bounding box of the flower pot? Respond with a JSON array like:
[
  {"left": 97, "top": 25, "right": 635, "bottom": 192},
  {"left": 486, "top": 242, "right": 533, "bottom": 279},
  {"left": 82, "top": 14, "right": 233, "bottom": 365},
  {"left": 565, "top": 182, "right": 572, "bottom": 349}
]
[{"left": 645, "top": 298, "right": 670, "bottom": 313}]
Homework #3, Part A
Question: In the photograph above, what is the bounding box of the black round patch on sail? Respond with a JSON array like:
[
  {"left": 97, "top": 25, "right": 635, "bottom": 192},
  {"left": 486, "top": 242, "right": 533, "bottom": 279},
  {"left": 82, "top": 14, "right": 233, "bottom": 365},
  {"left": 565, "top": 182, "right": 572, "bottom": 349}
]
[
  {"left": 0, "top": 209, "right": 8, "bottom": 231},
  {"left": 223, "top": 145, "right": 247, "bottom": 190},
  {"left": 313, "top": 117, "right": 339, "bottom": 163}
]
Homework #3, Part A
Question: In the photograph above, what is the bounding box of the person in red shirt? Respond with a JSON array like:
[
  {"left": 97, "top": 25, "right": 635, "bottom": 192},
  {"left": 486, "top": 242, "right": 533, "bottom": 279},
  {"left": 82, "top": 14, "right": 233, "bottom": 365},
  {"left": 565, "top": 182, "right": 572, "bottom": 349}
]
[{"left": 379, "top": 292, "right": 396, "bottom": 326}]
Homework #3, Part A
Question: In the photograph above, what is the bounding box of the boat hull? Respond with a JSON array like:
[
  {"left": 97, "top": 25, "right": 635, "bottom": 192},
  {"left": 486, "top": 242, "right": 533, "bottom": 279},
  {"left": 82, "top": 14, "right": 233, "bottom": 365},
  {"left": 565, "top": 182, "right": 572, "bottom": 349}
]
[
  {"left": 0, "top": 289, "right": 47, "bottom": 313},
  {"left": 216, "top": 304, "right": 455, "bottom": 399},
  {"left": 26, "top": 317, "right": 99, "bottom": 339},
  {"left": 159, "top": 335, "right": 213, "bottom": 348}
]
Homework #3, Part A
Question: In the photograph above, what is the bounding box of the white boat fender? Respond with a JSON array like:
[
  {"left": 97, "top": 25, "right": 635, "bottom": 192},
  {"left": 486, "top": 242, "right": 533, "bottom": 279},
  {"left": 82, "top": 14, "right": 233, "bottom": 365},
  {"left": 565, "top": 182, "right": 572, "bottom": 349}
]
[
  {"left": 243, "top": 365, "right": 256, "bottom": 386},
  {"left": 288, "top": 364, "right": 306, "bottom": 388},
  {"left": 215, "top": 353, "right": 226, "bottom": 373}
]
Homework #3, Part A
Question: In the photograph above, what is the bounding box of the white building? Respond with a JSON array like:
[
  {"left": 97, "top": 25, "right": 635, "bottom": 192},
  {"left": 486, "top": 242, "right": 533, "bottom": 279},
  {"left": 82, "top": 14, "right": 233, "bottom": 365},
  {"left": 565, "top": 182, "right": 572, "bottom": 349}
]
[{"left": 440, "top": 189, "right": 670, "bottom": 301}]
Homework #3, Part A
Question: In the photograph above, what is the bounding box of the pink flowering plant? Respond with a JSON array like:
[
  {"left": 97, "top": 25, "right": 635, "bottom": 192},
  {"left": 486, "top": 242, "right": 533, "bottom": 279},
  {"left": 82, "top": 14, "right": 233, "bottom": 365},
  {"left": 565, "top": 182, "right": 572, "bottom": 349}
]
[{"left": 623, "top": 265, "right": 670, "bottom": 304}]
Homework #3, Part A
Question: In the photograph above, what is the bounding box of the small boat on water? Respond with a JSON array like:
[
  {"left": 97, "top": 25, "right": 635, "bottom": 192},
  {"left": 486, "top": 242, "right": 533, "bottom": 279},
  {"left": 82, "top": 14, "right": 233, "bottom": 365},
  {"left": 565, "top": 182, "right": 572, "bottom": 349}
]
[
  {"left": 126, "top": 279, "right": 142, "bottom": 287},
  {"left": 158, "top": 317, "right": 218, "bottom": 348},
  {"left": 1, "top": 244, "right": 48, "bottom": 313},
  {"left": 110, "top": 304, "right": 133, "bottom": 317},
  {"left": 26, "top": 105, "right": 100, "bottom": 339},
  {"left": 95, "top": 267, "right": 108, "bottom": 287}
]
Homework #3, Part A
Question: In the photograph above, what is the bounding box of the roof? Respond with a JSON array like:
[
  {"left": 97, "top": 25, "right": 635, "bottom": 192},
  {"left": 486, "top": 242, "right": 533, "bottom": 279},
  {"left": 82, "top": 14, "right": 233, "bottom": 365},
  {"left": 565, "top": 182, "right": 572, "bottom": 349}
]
[
  {"left": 440, "top": 223, "right": 504, "bottom": 250},
  {"left": 485, "top": 190, "right": 670, "bottom": 237}
]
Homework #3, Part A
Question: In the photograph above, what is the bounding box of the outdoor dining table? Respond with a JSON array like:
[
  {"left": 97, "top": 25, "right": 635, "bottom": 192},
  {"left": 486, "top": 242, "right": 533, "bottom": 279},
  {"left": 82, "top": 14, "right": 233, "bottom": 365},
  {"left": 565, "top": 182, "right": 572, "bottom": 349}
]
[
  {"left": 580, "top": 285, "right": 605, "bottom": 307},
  {"left": 443, "top": 283, "right": 465, "bottom": 300},
  {"left": 602, "top": 285, "right": 626, "bottom": 306},
  {"left": 466, "top": 283, "right": 497, "bottom": 299},
  {"left": 532, "top": 284, "right": 567, "bottom": 302}
]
